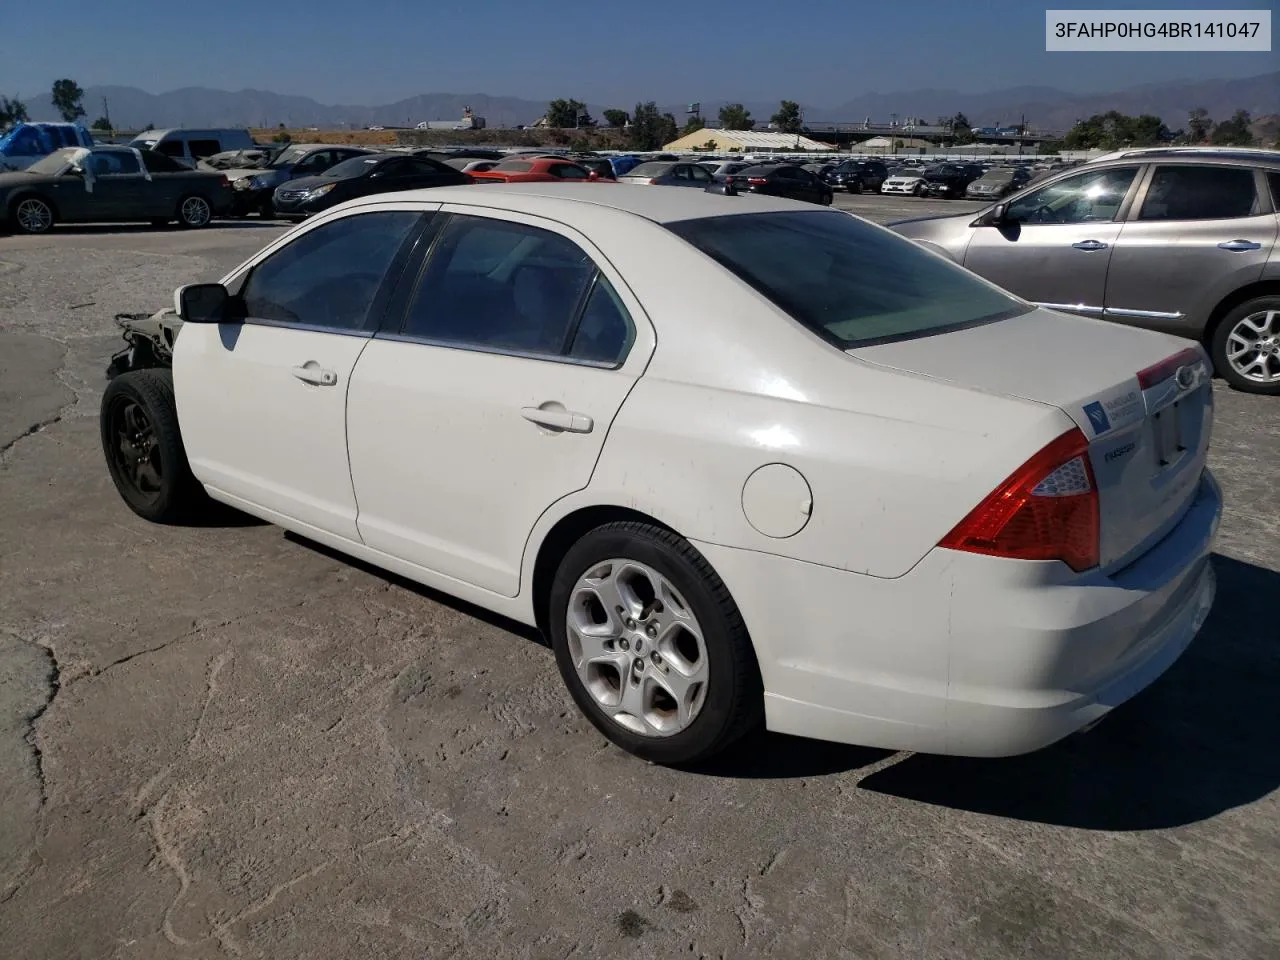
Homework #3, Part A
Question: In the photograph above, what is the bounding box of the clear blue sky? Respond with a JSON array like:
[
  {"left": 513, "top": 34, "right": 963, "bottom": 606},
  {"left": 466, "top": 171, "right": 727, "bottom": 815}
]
[{"left": 1, "top": 0, "right": 1274, "bottom": 106}]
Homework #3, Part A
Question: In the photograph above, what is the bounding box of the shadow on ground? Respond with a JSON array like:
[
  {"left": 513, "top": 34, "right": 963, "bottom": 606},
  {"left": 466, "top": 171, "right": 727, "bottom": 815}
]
[{"left": 859, "top": 554, "right": 1280, "bottom": 830}]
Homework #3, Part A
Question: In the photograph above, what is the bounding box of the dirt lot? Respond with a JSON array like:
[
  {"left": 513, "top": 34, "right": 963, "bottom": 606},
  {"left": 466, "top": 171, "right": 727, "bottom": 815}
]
[{"left": 1, "top": 196, "right": 1278, "bottom": 960}]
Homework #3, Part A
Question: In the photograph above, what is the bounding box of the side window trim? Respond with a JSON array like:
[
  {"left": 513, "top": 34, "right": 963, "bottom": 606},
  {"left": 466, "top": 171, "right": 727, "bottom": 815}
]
[
  {"left": 233, "top": 209, "right": 434, "bottom": 337},
  {"left": 1011, "top": 164, "right": 1142, "bottom": 225},
  {"left": 381, "top": 209, "right": 637, "bottom": 369},
  {"left": 1127, "top": 163, "right": 1267, "bottom": 222}
]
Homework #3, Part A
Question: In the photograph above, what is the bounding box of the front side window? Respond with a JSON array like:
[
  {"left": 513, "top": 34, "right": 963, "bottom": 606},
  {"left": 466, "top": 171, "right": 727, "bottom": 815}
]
[
  {"left": 156, "top": 140, "right": 186, "bottom": 158},
  {"left": 141, "top": 151, "right": 185, "bottom": 174},
  {"left": 402, "top": 215, "right": 598, "bottom": 357},
  {"left": 188, "top": 139, "right": 221, "bottom": 159},
  {"left": 669, "top": 210, "right": 1027, "bottom": 348},
  {"left": 90, "top": 151, "right": 141, "bottom": 175},
  {"left": 1005, "top": 166, "right": 1138, "bottom": 224},
  {"left": 240, "top": 211, "right": 420, "bottom": 331},
  {"left": 1138, "top": 165, "right": 1259, "bottom": 221}
]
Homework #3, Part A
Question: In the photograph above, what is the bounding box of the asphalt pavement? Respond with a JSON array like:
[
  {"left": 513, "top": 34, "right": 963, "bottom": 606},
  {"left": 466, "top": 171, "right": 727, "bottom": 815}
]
[{"left": 1, "top": 198, "right": 1277, "bottom": 960}]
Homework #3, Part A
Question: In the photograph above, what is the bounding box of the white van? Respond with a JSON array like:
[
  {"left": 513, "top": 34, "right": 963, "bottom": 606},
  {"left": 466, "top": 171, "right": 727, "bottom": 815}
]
[{"left": 127, "top": 128, "right": 256, "bottom": 168}]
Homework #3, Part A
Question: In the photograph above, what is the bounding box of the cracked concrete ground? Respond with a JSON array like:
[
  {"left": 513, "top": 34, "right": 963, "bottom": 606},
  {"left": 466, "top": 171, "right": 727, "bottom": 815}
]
[{"left": 0, "top": 204, "right": 1278, "bottom": 960}]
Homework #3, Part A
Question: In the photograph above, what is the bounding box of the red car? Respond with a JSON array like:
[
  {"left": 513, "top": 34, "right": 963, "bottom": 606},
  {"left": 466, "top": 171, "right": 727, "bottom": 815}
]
[{"left": 469, "top": 157, "right": 600, "bottom": 183}]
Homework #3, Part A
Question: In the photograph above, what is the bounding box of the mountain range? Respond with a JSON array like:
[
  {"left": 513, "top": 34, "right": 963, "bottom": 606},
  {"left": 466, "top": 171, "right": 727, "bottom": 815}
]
[{"left": 19, "top": 72, "right": 1278, "bottom": 133}]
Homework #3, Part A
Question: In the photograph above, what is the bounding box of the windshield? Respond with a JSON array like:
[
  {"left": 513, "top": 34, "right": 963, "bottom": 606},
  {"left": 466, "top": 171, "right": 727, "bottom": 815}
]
[
  {"left": 667, "top": 211, "right": 1028, "bottom": 348},
  {"left": 924, "top": 164, "right": 959, "bottom": 176},
  {"left": 980, "top": 169, "right": 1016, "bottom": 182},
  {"left": 25, "top": 149, "right": 79, "bottom": 175},
  {"left": 271, "top": 146, "right": 312, "bottom": 167},
  {"left": 625, "top": 162, "right": 675, "bottom": 178},
  {"left": 323, "top": 156, "right": 382, "bottom": 178}
]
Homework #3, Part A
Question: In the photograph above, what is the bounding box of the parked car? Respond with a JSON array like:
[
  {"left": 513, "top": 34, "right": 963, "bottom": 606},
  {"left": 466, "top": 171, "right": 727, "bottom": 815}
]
[
  {"left": 203, "top": 146, "right": 284, "bottom": 171},
  {"left": 223, "top": 144, "right": 377, "bottom": 217},
  {"left": 608, "top": 155, "right": 644, "bottom": 177},
  {"left": 98, "top": 183, "right": 1220, "bottom": 766},
  {"left": 570, "top": 156, "right": 617, "bottom": 180},
  {"left": 616, "top": 161, "right": 715, "bottom": 188},
  {"left": 0, "top": 122, "right": 94, "bottom": 171},
  {"left": 891, "top": 152, "right": 1280, "bottom": 393},
  {"left": 0, "top": 146, "right": 232, "bottom": 234},
  {"left": 881, "top": 166, "right": 929, "bottom": 196},
  {"left": 699, "top": 160, "right": 751, "bottom": 182},
  {"left": 128, "top": 128, "right": 256, "bottom": 170},
  {"left": 964, "top": 166, "right": 1032, "bottom": 200},
  {"left": 824, "top": 160, "right": 889, "bottom": 193},
  {"left": 725, "top": 164, "right": 833, "bottom": 205},
  {"left": 470, "top": 157, "right": 596, "bottom": 183},
  {"left": 920, "top": 163, "right": 984, "bottom": 198},
  {"left": 272, "top": 153, "right": 470, "bottom": 219}
]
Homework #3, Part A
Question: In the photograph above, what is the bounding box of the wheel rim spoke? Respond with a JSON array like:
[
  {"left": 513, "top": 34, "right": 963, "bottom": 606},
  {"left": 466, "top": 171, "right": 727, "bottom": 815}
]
[
  {"left": 1228, "top": 311, "right": 1280, "bottom": 383},
  {"left": 566, "top": 557, "right": 709, "bottom": 739}
]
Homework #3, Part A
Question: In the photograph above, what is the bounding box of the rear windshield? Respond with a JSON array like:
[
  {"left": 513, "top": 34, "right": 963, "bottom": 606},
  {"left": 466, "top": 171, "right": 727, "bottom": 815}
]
[
  {"left": 625, "top": 162, "right": 675, "bottom": 178},
  {"left": 667, "top": 211, "right": 1028, "bottom": 347},
  {"left": 491, "top": 160, "right": 533, "bottom": 172}
]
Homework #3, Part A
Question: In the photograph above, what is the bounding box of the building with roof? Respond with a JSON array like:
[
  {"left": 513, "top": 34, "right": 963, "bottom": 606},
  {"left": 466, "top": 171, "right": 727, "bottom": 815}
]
[
  {"left": 661, "top": 128, "right": 836, "bottom": 153},
  {"left": 853, "top": 136, "right": 934, "bottom": 153}
]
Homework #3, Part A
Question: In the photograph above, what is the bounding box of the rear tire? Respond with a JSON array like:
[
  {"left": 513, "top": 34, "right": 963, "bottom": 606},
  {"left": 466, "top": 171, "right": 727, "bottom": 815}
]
[
  {"left": 12, "top": 196, "right": 55, "bottom": 234},
  {"left": 547, "top": 521, "right": 763, "bottom": 766},
  {"left": 1210, "top": 295, "right": 1280, "bottom": 395},
  {"left": 100, "top": 369, "right": 208, "bottom": 523},
  {"left": 176, "top": 194, "right": 212, "bottom": 229}
]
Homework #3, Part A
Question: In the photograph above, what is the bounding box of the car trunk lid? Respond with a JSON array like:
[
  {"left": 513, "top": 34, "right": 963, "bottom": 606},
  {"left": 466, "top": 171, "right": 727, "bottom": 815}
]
[{"left": 850, "top": 309, "right": 1213, "bottom": 571}]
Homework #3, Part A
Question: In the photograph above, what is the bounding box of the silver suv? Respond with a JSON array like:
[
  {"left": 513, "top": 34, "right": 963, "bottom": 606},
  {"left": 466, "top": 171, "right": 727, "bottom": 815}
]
[{"left": 891, "top": 149, "right": 1280, "bottom": 395}]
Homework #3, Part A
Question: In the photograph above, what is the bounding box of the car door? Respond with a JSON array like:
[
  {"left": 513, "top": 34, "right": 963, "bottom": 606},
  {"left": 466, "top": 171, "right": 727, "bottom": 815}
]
[
  {"left": 346, "top": 207, "right": 654, "bottom": 597},
  {"left": 961, "top": 164, "right": 1141, "bottom": 315},
  {"left": 1104, "top": 163, "right": 1277, "bottom": 335},
  {"left": 85, "top": 151, "right": 149, "bottom": 219},
  {"left": 688, "top": 164, "right": 714, "bottom": 189},
  {"left": 173, "top": 208, "right": 431, "bottom": 540},
  {"left": 139, "top": 149, "right": 189, "bottom": 215},
  {"left": 771, "top": 166, "right": 805, "bottom": 201}
]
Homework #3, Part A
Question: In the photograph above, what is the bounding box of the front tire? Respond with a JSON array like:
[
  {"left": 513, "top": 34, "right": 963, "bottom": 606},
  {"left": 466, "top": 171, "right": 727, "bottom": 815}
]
[
  {"left": 548, "top": 521, "right": 763, "bottom": 765},
  {"left": 1210, "top": 296, "right": 1280, "bottom": 395},
  {"left": 12, "top": 196, "right": 55, "bottom": 234},
  {"left": 176, "top": 194, "right": 212, "bottom": 228},
  {"left": 100, "top": 369, "right": 208, "bottom": 522}
]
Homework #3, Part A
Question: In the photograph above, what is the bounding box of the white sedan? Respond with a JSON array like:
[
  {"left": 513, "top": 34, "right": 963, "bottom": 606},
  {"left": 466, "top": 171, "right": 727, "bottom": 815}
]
[
  {"left": 99, "top": 183, "right": 1220, "bottom": 765},
  {"left": 881, "top": 168, "right": 928, "bottom": 196}
]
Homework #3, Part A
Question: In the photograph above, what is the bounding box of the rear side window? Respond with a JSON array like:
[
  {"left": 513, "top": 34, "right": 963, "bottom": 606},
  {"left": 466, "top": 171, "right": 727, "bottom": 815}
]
[
  {"left": 1270, "top": 172, "right": 1280, "bottom": 209},
  {"left": 401, "top": 215, "right": 598, "bottom": 357},
  {"left": 569, "top": 276, "right": 634, "bottom": 365},
  {"left": 240, "top": 211, "right": 420, "bottom": 332},
  {"left": 1138, "top": 165, "right": 1259, "bottom": 221},
  {"left": 668, "top": 211, "right": 1028, "bottom": 348}
]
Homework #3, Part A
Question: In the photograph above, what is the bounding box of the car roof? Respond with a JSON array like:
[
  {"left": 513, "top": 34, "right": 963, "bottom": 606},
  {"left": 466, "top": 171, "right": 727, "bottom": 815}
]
[
  {"left": 333, "top": 181, "right": 809, "bottom": 224},
  {"left": 1088, "top": 146, "right": 1280, "bottom": 168}
]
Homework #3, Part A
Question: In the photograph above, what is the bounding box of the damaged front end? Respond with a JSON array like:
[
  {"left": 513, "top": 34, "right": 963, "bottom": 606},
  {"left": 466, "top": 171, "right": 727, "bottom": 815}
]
[{"left": 105, "top": 308, "right": 185, "bottom": 380}]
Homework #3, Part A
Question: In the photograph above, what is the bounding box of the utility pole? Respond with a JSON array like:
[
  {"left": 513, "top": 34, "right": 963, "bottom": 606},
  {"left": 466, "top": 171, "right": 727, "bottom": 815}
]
[{"left": 102, "top": 96, "right": 112, "bottom": 136}]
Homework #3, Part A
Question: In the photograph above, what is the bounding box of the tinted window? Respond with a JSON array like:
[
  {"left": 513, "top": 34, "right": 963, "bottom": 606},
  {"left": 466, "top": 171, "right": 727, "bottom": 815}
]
[
  {"left": 141, "top": 151, "right": 186, "bottom": 173},
  {"left": 551, "top": 164, "right": 588, "bottom": 179},
  {"left": 1005, "top": 166, "right": 1138, "bottom": 224},
  {"left": 324, "top": 155, "right": 383, "bottom": 178},
  {"left": 89, "top": 151, "right": 141, "bottom": 175},
  {"left": 668, "top": 211, "right": 1027, "bottom": 347},
  {"left": 1138, "top": 165, "right": 1259, "bottom": 221},
  {"left": 189, "top": 139, "right": 221, "bottom": 159},
  {"left": 491, "top": 160, "right": 533, "bottom": 172},
  {"left": 1270, "top": 172, "right": 1280, "bottom": 209},
  {"left": 569, "top": 276, "right": 634, "bottom": 365},
  {"left": 156, "top": 140, "right": 186, "bottom": 158},
  {"left": 241, "top": 211, "right": 420, "bottom": 331},
  {"left": 402, "top": 216, "right": 596, "bottom": 356},
  {"left": 690, "top": 165, "right": 713, "bottom": 182},
  {"left": 406, "top": 158, "right": 454, "bottom": 176}
]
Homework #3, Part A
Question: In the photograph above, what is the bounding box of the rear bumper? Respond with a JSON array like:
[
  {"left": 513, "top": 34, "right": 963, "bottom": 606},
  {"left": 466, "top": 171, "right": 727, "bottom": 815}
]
[{"left": 696, "top": 469, "right": 1221, "bottom": 757}]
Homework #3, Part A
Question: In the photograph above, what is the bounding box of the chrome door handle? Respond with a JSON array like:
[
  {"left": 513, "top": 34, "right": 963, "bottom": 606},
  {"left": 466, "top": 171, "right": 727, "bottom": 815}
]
[
  {"left": 1218, "top": 239, "right": 1262, "bottom": 251},
  {"left": 521, "top": 406, "right": 594, "bottom": 433},
  {"left": 1071, "top": 239, "right": 1108, "bottom": 251},
  {"left": 291, "top": 363, "right": 337, "bottom": 386}
]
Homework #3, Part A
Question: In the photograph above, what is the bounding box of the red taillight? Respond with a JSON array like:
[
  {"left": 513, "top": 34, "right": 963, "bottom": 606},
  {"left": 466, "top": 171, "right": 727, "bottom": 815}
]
[
  {"left": 645, "top": 178, "right": 658, "bottom": 184},
  {"left": 939, "top": 428, "right": 1099, "bottom": 572},
  {"left": 1136, "top": 346, "right": 1201, "bottom": 390},
  {"left": 746, "top": 177, "right": 768, "bottom": 185}
]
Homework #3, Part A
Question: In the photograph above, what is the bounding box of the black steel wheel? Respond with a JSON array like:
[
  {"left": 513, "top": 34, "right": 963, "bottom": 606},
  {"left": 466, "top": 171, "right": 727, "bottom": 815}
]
[{"left": 100, "top": 369, "right": 206, "bottom": 523}]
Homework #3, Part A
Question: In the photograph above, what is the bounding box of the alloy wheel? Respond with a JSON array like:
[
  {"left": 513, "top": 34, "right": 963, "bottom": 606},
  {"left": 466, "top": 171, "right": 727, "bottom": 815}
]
[
  {"left": 180, "top": 196, "right": 211, "bottom": 227},
  {"left": 15, "top": 198, "right": 53, "bottom": 233},
  {"left": 1225, "top": 309, "right": 1280, "bottom": 384},
  {"left": 566, "top": 558, "right": 708, "bottom": 738},
  {"left": 108, "top": 398, "right": 163, "bottom": 503}
]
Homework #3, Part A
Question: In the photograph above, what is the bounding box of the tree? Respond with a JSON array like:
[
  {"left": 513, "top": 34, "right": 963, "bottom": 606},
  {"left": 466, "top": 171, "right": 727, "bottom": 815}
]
[
  {"left": 1210, "top": 110, "right": 1255, "bottom": 146},
  {"left": 546, "top": 98, "right": 591, "bottom": 128},
  {"left": 719, "top": 103, "right": 753, "bottom": 130},
  {"left": 0, "top": 95, "right": 29, "bottom": 127},
  {"left": 1187, "top": 107, "right": 1212, "bottom": 143},
  {"left": 658, "top": 112, "right": 679, "bottom": 146},
  {"left": 628, "top": 101, "right": 665, "bottom": 150},
  {"left": 144, "top": 122, "right": 155, "bottom": 131},
  {"left": 50, "top": 78, "right": 86, "bottom": 122},
  {"left": 771, "top": 100, "right": 802, "bottom": 134},
  {"left": 681, "top": 115, "right": 705, "bottom": 136},
  {"left": 602, "top": 109, "right": 629, "bottom": 129},
  {"left": 91, "top": 116, "right": 112, "bottom": 132},
  {"left": 949, "top": 112, "right": 975, "bottom": 144}
]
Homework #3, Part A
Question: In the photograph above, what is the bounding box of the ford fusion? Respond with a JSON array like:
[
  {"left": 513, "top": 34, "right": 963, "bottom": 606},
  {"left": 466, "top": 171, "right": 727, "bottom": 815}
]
[{"left": 98, "top": 184, "right": 1220, "bottom": 766}]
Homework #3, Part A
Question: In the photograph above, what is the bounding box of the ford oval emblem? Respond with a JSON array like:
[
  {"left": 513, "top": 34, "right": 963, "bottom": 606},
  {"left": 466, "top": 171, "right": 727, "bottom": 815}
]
[{"left": 1175, "top": 365, "right": 1197, "bottom": 390}]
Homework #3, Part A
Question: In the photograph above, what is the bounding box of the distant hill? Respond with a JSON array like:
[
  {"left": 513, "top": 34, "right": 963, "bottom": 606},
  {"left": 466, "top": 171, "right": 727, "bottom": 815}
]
[{"left": 19, "top": 72, "right": 1278, "bottom": 134}]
